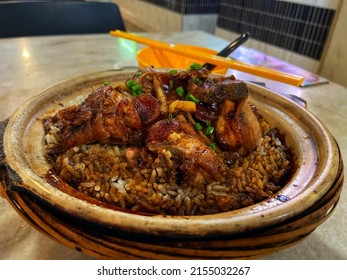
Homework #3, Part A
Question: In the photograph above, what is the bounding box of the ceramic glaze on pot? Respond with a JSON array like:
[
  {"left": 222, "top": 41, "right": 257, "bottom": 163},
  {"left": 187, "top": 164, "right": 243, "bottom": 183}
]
[{"left": 0, "top": 68, "right": 341, "bottom": 238}]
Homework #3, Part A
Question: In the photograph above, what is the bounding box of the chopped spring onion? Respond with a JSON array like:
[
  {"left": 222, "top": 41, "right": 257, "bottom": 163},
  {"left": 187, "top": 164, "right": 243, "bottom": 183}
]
[
  {"left": 126, "top": 79, "right": 135, "bottom": 88},
  {"left": 126, "top": 79, "right": 142, "bottom": 96},
  {"left": 169, "top": 80, "right": 174, "bottom": 89},
  {"left": 205, "top": 121, "right": 214, "bottom": 135},
  {"left": 103, "top": 81, "right": 111, "bottom": 86},
  {"left": 189, "top": 62, "right": 202, "bottom": 70},
  {"left": 186, "top": 93, "right": 199, "bottom": 103},
  {"left": 195, "top": 122, "right": 203, "bottom": 131},
  {"left": 210, "top": 143, "right": 216, "bottom": 151},
  {"left": 176, "top": 86, "right": 184, "bottom": 97},
  {"left": 169, "top": 69, "right": 178, "bottom": 75}
]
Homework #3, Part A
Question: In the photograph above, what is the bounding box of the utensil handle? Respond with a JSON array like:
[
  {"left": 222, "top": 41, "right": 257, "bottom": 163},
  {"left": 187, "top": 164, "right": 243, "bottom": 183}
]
[
  {"left": 110, "top": 30, "right": 304, "bottom": 86},
  {"left": 203, "top": 32, "right": 250, "bottom": 71},
  {"left": 219, "top": 32, "right": 250, "bottom": 57}
]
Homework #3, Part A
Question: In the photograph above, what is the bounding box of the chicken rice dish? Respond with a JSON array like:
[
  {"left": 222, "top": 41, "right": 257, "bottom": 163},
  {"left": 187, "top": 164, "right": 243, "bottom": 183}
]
[{"left": 43, "top": 66, "right": 292, "bottom": 215}]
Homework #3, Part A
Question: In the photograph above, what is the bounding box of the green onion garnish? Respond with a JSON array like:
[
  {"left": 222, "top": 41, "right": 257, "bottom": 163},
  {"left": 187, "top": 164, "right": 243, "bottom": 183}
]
[
  {"left": 205, "top": 121, "right": 214, "bottom": 135},
  {"left": 135, "top": 72, "right": 142, "bottom": 78},
  {"left": 103, "top": 81, "right": 111, "bottom": 86},
  {"left": 126, "top": 79, "right": 135, "bottom": 88},
  {"left": 168, "top": 113, "right": 174, "bottom": 119},
  {"left": 169, "top": 80, "right": 174, "bottom": 89},
  {"left": 195, "top": 122, "right": 203, "bottom": 131},
  {"left": 189, "top": 62, "right": 202, "bottom": 70},
  {"left": 176, "top": 86, "right": 184, "bottom": 97},
  {"left": 186, "top": 93, "right": 199, "bottom": 103},
  {"left": 126, "top": 79, "right": 142, "bottom": 96},
  {"left": 192, "top": 77, "right": 200, "bottom": 83},
  {"left": 132, "top": 84, "right": 142, "bottom": 95},
  {"left": 206, "top": 126, "right": 214, "bottom": 135},
  {"left": 210, "top": 143, "right": 216, "bottom": 151},
  {"left": 169, "top": 69, "right": 177, "bottom": 75}
]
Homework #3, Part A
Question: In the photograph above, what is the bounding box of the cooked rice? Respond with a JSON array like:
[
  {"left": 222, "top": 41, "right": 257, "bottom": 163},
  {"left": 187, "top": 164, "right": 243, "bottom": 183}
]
[{"left": 46, "top": 117, "right": 291, "bottom": 215}]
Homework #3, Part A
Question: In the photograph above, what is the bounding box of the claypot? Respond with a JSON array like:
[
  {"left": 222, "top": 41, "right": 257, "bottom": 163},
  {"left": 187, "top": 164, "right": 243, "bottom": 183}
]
[{"left": 0, "top": 68, "right": 343, "bottom": 242}]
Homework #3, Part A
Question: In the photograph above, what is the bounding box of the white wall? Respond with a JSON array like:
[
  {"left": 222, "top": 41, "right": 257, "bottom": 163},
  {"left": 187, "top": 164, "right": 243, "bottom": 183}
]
[
  {"left": 319, "top": 0, "right": 347, "bottom": 87},
  {"left": 112, "top": 0, "right": 217, "bottom": 34}
]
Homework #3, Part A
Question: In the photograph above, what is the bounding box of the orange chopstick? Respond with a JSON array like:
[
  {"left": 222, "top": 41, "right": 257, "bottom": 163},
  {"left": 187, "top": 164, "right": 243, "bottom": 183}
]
[{"left": 110, "top": 30, "right": 304, "bottom": 86}]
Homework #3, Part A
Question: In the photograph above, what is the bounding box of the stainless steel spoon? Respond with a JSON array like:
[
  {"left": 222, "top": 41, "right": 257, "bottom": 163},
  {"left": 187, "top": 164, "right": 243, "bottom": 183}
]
[{"left": 202, "top": 32, "right": 250, "bottom": 71}]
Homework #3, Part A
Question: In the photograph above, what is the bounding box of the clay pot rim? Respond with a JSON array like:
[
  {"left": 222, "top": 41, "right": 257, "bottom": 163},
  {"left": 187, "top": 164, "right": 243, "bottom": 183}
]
[{"left": 2, "top": 68, "right": 341, "bottom": 237}]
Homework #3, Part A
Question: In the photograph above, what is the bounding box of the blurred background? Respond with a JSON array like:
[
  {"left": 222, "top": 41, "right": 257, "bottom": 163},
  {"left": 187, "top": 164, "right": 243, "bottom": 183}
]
[
  {"left": 110, "top": 0, "right": 347, "bottom": 88},
  {"left": 1, "top": 0, "right": 346, "bottom": 88}
]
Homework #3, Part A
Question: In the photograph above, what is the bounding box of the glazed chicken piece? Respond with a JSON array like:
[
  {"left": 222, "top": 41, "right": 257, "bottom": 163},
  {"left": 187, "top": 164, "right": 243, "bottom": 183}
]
[
  {"left": 135, "top": 69, "right": 248, "bottom": 104},
  {"left": 146, "top": 117, "right": 226, "bottom": 185},
  {"left": 48, "top": 85, "right": 143, "bottom": 153},
  {"left": 215, "top": 99, "right": 262, "bottom": 155},
  {"left": 185, "top": 71, "right": 262, "bottom": 154},
  {"left": 184, "top": 69, "right": 249, "bottom": 104},
  {"left": 47, "top": 68, "right": 262, "bottom": 157},
  {"left": 135, "top": 68, "right": 262, "bottom": 155}
]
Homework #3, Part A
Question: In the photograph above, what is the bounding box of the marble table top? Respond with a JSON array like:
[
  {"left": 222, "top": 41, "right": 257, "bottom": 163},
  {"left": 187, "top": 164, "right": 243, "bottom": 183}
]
[{"left": 0, "top": 31, "right": 346, "bottom": 259}]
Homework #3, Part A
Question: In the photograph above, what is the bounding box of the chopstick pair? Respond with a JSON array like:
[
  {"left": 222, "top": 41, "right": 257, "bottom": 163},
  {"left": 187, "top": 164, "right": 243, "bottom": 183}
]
[{"left": 110, "top": 30, "right": 304, "bottom": 86}]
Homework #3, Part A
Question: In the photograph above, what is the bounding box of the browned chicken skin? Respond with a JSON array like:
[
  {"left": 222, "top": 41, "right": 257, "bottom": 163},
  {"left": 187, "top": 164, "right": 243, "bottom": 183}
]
[
  {"left": 48, "top": 85, "right": 143, "bottom": 153},
  {"left": 135, "top": 68, "right": 262, "bottom": 155},
  {"left": 185, "top": 70, "right": 248, "bottom": 104},
  {"left": 146, "top": 118, "right": 226, "bottom": 184},
  {"left": 45, "top": 68, "right": 262, "bottom": 163},
  {"left": 215, "top": 99, "right": 262, "bottom": 155}
]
